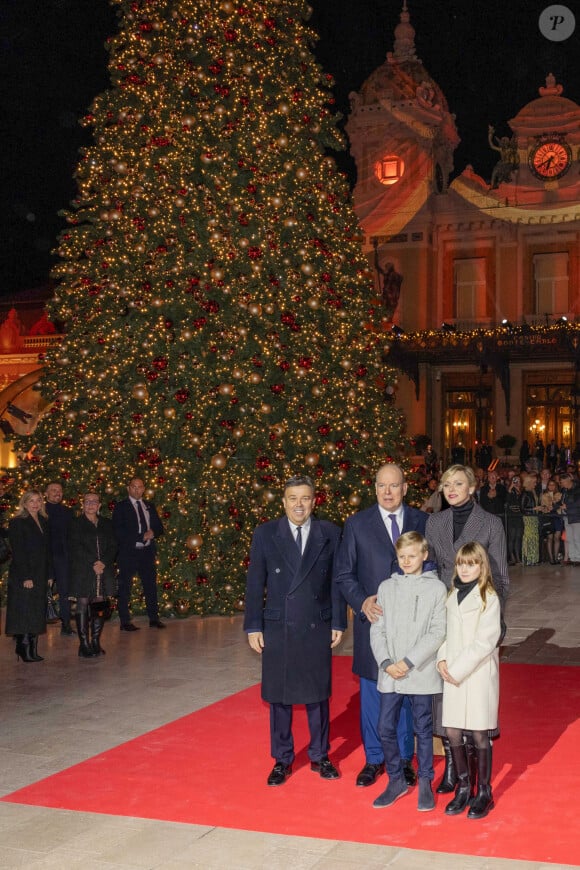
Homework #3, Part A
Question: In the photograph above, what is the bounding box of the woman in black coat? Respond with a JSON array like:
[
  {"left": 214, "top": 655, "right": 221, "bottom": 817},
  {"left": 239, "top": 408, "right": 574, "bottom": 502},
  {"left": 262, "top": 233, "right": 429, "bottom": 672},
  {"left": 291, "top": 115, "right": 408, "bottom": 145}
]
[
  {"left": 69, "top": 492, "right": 117, "bottom": 658},
  {"left": 5, "top": 489, "right": 53, "bottom": 663}
]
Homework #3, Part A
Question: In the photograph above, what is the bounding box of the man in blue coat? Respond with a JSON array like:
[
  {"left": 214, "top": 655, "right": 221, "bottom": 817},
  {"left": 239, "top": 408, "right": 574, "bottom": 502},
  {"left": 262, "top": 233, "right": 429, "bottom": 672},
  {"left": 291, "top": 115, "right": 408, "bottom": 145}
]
[
  {"left": 112, "top": 477, "right": 165, "bottom": 630},
  {"left": 244, "top": 474, "right": 347, "bottom": 786},
  {"left": 334, "top": 463, "right": 428, "bottom": 787}
]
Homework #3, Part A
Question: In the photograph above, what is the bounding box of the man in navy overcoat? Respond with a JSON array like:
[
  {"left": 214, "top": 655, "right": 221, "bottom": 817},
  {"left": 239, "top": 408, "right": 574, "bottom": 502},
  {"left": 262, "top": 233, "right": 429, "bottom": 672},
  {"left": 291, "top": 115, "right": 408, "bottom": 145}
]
[
  {"left": 244, "top": 474, "right": 347, "bottom": 786},
  {"left": 112, "top": 477, "right": 165, "bottom": 630},
  {"left": 334, "top": 463, "right": 428, "bottom": 787}
]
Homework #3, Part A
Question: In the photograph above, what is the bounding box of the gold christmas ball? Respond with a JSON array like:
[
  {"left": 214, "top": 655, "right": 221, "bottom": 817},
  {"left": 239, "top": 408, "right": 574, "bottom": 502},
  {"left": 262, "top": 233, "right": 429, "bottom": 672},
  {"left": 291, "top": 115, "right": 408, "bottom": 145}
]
[
  {"left": 295, "top": 167, "right": 307, "bottom": 180},
  {"left": 300, "top": 263, "right": 313, "bottom": 276},
  {"left": 248, "top": 303, "right": 262, "bottom": 316},
  {"left": 219, "top": 383, "right": 234, "bottom": 396},
  {"left": 232, "top": 367, "right": 244, "bottom": 379},
  {"left": 341, "top": 359, "right": 352, "bottom": 370},
  {"left": 305, "top": 452, "right": 319, "bottom": 466},
  {"left": 210, "top": 523, "right": 221, "bottom": 535},
  {"left": 148, "top": 207, "right": 159, "bottom": 218},
  {"left": 186, "top": 534, "right": 203, "bottom": 550},
  {"left": 211, "top": 453, "right": 227, "bottom": 469},
  {"left": 181, "top": 329, "right": 192, "bottom": 340},
  {"left": 132, "top": 383, "right": 148, "bottom": 400},
  {"left": 261, "top": 403, "right": 272, "bottom": 414},
  {"left": 264, "top": 303, "right": 275, "bottom": 315},
  {"left": 175, "top": 598, "right": 190, "bottom": 615},
  {"left": 311, "top": 386, "right": 322, "bottom": 397},
  {"left": 163, "top": 407, "right": 176, "bottom": 419},
  {"left": 233, "top": 427, "right": 244, "bottom": 439},
  {"left": 348, "top": 493, "right": 362, "bottom": 507},
  {"left": 249, "top": 372, "right": 262, "bottom": 385},
  {"left": 307, "top": 296, "right": 319, "bottom": 309}
]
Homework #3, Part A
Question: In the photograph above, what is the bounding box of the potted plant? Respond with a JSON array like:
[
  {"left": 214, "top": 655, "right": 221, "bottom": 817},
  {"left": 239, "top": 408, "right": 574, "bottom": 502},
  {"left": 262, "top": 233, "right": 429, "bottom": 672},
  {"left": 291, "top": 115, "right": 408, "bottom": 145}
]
[{"left": 495, "top": 434, "right": 517, "bottom": 456}]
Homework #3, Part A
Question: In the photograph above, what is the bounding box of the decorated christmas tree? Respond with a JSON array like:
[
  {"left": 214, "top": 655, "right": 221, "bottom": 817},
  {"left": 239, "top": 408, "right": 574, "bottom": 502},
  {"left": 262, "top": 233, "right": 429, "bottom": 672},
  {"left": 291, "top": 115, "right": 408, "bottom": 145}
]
[{"left": 12, "top": 0, "right": 406, "bottom": 616}]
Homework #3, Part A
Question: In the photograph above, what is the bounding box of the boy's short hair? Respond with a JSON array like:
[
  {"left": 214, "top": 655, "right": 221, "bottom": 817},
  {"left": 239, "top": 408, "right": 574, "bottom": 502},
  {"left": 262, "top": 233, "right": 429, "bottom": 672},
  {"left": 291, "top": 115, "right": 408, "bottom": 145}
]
[{"left": 395, "top": 531, "right": 428, "bottom": 552}]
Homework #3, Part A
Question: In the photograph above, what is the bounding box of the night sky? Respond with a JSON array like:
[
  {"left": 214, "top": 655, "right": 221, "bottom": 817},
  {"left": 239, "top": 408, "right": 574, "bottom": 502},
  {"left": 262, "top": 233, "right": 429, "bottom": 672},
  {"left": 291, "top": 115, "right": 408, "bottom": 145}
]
[{"left": 1, "top": 0, "right": 579, "bottom": 296}]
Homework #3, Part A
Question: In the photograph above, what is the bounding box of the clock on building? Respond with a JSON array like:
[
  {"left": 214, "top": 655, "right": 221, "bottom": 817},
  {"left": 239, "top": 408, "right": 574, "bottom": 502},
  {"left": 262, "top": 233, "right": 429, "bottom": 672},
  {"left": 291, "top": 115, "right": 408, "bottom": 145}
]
[{"left": 529, "top": 137, "right": 572, "bottom": 180}]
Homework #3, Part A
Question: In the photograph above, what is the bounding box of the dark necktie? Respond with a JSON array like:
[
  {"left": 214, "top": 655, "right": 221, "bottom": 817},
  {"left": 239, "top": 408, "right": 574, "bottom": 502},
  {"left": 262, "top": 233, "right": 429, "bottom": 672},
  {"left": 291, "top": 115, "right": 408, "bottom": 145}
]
[
  {"left": 388, "top": 513, "right": 400, "bottom": 544},
  {"left": 136, "top": 500, "right": 148, "bottom": 535},
  {"left": 295, "top": 525, "right": 302, "bottom": 554}
]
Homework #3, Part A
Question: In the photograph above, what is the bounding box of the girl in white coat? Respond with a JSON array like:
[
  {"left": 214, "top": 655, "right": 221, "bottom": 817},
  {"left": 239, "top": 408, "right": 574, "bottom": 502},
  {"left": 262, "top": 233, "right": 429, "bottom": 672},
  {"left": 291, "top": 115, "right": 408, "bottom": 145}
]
[{"left": 437, "top": 542, "right": 501, "bottom": 820}]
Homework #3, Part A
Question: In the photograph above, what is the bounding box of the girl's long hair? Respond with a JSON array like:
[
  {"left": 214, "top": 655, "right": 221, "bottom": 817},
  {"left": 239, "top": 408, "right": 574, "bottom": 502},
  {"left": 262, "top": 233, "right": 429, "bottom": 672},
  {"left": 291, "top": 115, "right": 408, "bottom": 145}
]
[{"left": 453, "top": 541, "right": 496, "bottom": 608}]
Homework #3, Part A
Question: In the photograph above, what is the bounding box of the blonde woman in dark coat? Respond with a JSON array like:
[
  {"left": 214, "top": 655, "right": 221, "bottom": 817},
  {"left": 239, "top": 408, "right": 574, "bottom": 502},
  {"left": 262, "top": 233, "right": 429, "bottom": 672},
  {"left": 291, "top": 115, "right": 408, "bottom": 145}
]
[
  {"left": 69, "top": 492, "right": 117, "bottom": 658},
  {"left": 5, "top": 490, "right": 53, "bottom": 663}
]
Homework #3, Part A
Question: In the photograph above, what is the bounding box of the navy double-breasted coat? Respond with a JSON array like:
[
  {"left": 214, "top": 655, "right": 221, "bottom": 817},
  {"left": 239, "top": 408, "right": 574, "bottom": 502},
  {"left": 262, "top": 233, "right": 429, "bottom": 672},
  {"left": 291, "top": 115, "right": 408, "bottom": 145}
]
[{"left": 243, "top": 516, "right": 346, "bottom": 705}]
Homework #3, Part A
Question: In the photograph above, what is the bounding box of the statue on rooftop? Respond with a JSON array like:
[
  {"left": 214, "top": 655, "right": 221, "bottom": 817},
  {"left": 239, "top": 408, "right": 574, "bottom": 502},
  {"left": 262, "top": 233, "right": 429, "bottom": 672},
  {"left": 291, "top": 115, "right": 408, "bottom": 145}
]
[
  {"left": 488, "top": 125, "right": 519, "bottom": 189},
  {"left": 373, "top": 239, "right": 403, "bottom": 320}
]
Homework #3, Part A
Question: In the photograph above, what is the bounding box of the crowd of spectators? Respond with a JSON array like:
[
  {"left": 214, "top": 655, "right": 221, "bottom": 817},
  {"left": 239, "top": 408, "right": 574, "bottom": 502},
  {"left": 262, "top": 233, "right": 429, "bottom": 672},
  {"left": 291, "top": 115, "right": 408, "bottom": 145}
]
[{"left": 414, "top": 442, "right": 580, "bottom": 567}]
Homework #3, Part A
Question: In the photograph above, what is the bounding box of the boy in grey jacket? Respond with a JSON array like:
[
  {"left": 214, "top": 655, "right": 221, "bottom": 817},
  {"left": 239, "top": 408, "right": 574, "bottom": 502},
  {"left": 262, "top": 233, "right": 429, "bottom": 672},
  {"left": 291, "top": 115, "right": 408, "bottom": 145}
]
[{"left": 370, "top": 531, "right": 447, "bottom": 811}]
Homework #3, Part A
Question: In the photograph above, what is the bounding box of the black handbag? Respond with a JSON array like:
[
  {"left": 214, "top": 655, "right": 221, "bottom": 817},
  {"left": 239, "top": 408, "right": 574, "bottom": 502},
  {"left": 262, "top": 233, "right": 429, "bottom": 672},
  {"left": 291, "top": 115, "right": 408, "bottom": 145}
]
[
  {"left": 46, "top": 587, "right": 60, "bottom": 623},
  {"left": 88, "top": 597, "right": 112, "bottom": 619},
  {"left": 88, "top": 570, "right": 112, "bottom": 620}
]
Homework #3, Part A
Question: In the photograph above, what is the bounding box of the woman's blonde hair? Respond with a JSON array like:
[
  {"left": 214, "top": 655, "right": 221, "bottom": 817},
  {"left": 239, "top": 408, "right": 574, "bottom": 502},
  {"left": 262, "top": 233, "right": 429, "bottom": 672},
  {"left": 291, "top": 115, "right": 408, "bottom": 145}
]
[
  {"left": 439, "top": 464, "right": 477, "bottom": 492},
  {"left": 521, "top": 473, "right": 537, "bottom": 491},
  {"left": 454, "top": 541, "right": 496, "bottom": 607},
  {"left": 14, "top": 489, "right": 48, "bottom": 520}
]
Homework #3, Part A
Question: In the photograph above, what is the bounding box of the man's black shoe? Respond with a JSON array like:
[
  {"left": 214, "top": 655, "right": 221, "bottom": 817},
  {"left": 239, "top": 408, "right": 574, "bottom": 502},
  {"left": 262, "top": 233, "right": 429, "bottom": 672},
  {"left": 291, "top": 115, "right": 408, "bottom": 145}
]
[
  {"left": 310, "top": 757, "right": 339, "bottom": 779},
  {"left": 267, "top": 762, "right": 292, "bottom": 786},
  {"left": 120, "top": 623, "right": 140, "bottom": 631},
  {"left": 149, "top": 620, "right": 166, "bottom": 628},
  {"left": 356, "top": 762, "right": 385, "bottom": 787}
]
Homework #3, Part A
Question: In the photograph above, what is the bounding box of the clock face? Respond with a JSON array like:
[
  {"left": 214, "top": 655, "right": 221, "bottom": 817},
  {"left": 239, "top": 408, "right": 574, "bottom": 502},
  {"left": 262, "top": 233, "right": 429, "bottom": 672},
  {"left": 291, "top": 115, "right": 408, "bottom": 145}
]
[{"left": 529, "top": 140, "right": 571, "bottom": 180}]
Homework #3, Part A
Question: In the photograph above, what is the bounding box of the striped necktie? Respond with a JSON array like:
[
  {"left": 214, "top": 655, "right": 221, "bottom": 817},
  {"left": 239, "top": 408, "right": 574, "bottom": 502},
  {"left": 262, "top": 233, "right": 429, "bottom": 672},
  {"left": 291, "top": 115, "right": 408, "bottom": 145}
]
[
  {"left": 388, "top": 513, "right": 400, "bottom": 543},
  {"left": 295, "top": 525, "right": 303, "bottom": 554}
]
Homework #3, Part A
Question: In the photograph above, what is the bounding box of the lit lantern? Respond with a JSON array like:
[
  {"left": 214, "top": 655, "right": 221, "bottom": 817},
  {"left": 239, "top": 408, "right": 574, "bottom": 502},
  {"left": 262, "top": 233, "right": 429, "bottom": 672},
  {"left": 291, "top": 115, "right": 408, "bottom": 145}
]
[{"left": 374, "top": 154, "right": 405, "bottom": 186}]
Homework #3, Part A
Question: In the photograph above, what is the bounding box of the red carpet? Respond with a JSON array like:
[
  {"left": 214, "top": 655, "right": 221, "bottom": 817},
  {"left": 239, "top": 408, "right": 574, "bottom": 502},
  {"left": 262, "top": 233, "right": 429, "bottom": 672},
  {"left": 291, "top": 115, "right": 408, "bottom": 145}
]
[{"left": 3, "top": 658, "right": 580, "bottom": 865}]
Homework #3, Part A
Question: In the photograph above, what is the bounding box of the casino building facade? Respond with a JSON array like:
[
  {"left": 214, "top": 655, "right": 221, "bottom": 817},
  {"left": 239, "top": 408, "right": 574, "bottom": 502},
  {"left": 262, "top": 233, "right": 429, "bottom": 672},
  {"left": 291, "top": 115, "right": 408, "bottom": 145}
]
[{"left": 346, "top": 3, "right": 580, "bottom": 466}]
